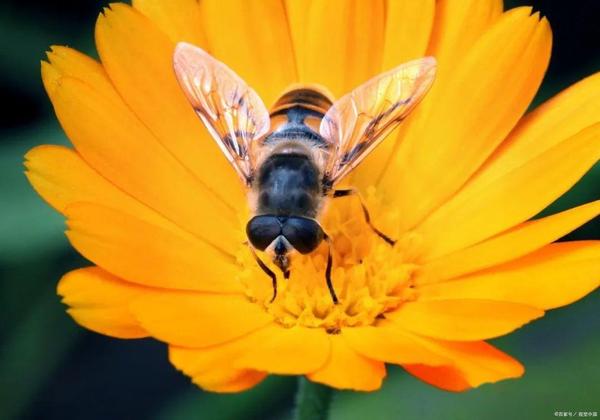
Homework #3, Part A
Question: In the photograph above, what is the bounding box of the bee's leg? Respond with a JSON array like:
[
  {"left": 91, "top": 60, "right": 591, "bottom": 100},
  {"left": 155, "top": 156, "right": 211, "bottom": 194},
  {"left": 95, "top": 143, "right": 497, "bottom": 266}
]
[
  {"left": 247, "top": 245, "right": 278, "bottom": 302},
  {"left": 323, "top": 234, "right": 339, "bottom": 304},
  {"left": 332, "top": 188, "right": 396, "bottom": 246}
]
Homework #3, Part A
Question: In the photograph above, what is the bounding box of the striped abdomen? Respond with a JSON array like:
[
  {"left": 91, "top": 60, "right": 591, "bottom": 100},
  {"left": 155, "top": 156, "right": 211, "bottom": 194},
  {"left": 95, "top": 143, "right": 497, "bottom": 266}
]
[{"left": 265, "top": 87, "right": 333, "bottom": 145}]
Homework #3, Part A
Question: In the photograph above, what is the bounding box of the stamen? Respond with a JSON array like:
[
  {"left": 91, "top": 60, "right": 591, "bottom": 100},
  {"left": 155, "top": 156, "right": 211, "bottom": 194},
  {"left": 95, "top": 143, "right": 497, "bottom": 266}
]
[{"left": 237, "top": 188, "right": 422, "bottom": 329}]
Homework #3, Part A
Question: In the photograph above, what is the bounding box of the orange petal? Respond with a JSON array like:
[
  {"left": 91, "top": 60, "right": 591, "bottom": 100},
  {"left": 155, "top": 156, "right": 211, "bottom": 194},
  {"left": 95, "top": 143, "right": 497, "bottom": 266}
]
[
  {"left": 235, "top": 325, "right": 330, "bottom": 374},
  {"left": 419, "top": 241, "right": 600, "bottom": 310},
  {"left": 198, "top": 0, "right": 296, "bottom": 106},
  {"left": 285, "top": 0, "right": 385, "bottom": 98},
  {"left": 400, "top": 337, "right": 524, "bottom": 390},
  {"left": 343, "top": 322, "right": 450, "bottom": 366},
  {"left": 25, "top": 146, "right": 242, "bottom": 293},
  {"left": 417, "top": 123, "right": 600, "bottom": 259},
  {"left": 131, "top": 292, "right": 273, "bottom": 347},
  {"left": 42, "top": 70, "right": 240, "bottom": 252},
  {"left": 43, "top": 46, "right": 239, "bottom": 236},
  {"left": 382, "top": 0, "right": 435, "bottom": 69},
  {"left": 42, "top": 46, "right": 113, "bottom": 95},
  {"left": 403, "top": 364, "right": 471, "bottom": 392},
  {"left": 96, "top": 4, "right": 245, "bottom": 210},
  {"left": 170, "top": 341, "right": 266, "bottom": 393},
  {"left": 25, "top": 145, "right": 141, "bottom": 215},
  {"left": 307, "top": 334, "right": 386, "bottom": 391},
  {"left": 132, "top": 0, "right": 208, "bottom": 47},
  {"left": 57, "top": 267, "right": 151, "bottom": 338},
  {"left": 379, "top": 9, "right": 551, "bottom": 228},
  {"left": 419, "top": 200, "right": 600, "bottom": 283},
  {"left": 203, "top": 371, "right": 267, "bottom": 393},
  {"left": 65, "top": 202, "right": 243, "bottom": 293},
  {"left": 23, "top": 145, "right": 187, "bottom": 235},
  {"left": 387, "top": 299, "right": 543, "bottom": 341}
]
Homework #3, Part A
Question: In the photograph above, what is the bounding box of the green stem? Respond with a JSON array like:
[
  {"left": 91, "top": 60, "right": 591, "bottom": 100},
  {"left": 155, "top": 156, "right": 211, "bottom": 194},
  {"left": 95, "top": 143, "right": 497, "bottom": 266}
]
[{"left": 293, "top": 377, "right": 334, "bottom": 420}]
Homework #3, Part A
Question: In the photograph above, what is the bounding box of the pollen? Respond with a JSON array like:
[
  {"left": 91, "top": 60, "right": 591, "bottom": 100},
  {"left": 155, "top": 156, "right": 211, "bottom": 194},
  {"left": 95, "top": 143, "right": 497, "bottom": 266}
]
[{"left": 237, "top": 188, "right": 423, "bottom": 330}]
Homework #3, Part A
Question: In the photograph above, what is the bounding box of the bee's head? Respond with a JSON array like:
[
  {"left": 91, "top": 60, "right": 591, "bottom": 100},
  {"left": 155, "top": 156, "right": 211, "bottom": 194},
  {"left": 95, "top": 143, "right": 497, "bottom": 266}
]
[{"left": 246, "top": 215, "right": 325, "bottom": 272}]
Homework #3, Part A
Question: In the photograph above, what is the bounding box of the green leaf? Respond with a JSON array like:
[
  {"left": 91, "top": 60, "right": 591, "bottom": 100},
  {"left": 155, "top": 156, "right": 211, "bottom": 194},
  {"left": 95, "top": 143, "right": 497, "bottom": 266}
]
[
  {"left": 155, "top": 376, "right": 296, "bottom": 420},
  {"left": 0, "top": 284, "right": 80, "bottom": 420},
  {"left": 0, "top": 5, "right": 95, "bottom": 98},
  {"left": 0, "top": 122, "right": 69, "bottom": 264}
]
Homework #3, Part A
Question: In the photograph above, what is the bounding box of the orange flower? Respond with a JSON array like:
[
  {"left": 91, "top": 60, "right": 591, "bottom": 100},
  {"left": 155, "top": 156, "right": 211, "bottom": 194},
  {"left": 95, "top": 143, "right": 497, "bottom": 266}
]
[{"left": 26, "top": 0, "right": 599, "bottom": 392}]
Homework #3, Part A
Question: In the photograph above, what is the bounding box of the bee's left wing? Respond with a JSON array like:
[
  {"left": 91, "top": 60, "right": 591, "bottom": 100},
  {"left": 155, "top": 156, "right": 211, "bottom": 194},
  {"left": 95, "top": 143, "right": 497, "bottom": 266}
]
[
  {"left": 319, "top": 57, "right": 436, "bottom": 188},
  {"left": 173, "top": 42, "right": 270, "bottom": 185}
]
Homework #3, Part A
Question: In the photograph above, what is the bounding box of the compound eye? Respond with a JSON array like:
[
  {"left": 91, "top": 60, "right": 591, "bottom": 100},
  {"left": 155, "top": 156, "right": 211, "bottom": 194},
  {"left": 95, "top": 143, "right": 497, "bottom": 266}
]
[
  {"left": 246, "top": 216, "right": 281, "bottom": 251},
  {"left": 282, "top": 217, "right": 324, "bottom": 254}
]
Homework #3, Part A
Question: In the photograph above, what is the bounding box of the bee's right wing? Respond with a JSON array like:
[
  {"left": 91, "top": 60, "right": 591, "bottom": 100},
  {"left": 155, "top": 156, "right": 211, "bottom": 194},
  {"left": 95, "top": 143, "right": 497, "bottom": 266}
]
[
  {"left": 319, "top": 57, "right": 436, "bottom": 188},
  {"left": 173, "top": 42, "right": 270, "bottom": 185}
]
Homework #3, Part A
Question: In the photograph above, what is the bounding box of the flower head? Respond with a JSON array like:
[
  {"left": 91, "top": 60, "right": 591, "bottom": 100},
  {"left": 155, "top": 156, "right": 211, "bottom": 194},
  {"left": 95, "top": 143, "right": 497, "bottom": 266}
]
[{"left": 26, "top": 0, "right": 599, "bottom": 392}]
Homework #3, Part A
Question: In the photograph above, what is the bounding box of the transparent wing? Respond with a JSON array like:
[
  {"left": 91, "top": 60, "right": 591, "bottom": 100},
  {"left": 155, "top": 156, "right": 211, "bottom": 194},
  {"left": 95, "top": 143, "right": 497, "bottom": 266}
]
[
  {"left": 320, "top": 57, "right": 436, "bottom": 187},
  {"left": 173, "top": 42, "right": 270, "bottom": 184}
]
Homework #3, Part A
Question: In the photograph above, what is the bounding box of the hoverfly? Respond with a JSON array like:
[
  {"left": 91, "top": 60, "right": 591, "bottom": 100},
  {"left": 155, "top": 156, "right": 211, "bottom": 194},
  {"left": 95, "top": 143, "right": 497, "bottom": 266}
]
[{"left": 173, "top": 42, "right": 436, "bottom": 304}]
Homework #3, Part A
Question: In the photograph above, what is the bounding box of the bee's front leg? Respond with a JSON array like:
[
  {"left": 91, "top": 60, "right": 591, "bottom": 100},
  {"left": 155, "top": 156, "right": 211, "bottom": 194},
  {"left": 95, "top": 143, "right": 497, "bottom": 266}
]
[
  {"left": 246, "top": 244, "right": 278, "bottom": 303},
  {"left": 323, "top": 234, "right": 339, "bottom": 305},
  {"left": 332, "top": 188, "right": 396, "bottom": 246}
]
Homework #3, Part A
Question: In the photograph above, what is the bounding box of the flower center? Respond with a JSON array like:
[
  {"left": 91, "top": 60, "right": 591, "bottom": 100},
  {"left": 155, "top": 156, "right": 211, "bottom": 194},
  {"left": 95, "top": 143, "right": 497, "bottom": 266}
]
[{"left": 236, "top": 188, "right": 422, "bottom": 330}]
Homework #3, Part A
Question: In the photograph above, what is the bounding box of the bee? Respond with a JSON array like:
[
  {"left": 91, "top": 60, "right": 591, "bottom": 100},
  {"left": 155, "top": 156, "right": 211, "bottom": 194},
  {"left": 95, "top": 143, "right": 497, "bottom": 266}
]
[{"left": 173, "top": 42, "right": 436, "bottom": 304}]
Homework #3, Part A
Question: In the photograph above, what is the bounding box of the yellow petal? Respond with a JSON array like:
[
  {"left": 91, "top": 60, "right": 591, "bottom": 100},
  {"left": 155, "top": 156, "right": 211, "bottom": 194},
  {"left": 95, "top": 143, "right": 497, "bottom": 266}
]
[
  {"left": 65, "top": 202, "right": 242, "bottom": 293},
  {"left": 417, "top": 123, "right": 600, "bottom": 259},
  {"left": 477, "top": 72, "right": 600, "bottom": 190},
  {"left": 401, "top": 337, "right": 524, "bottom": 390},
  {"left": 285, "top": 0, "right": 385, "bottom": 98},
  {"left": 387, "top": 299, "right": 543, "bottom": 341},
  {"left": 427, "top": 0, "right": 503, "bottom": 71},
  {"left": 58, "top": 267, "right": 151, "bottom": 338},
  {"left": 357, "top": 0, "right": 502, "bottom": 188},
  {"left": 307, "top": 334, "right": 386, "bottom": 391},
  {"left": 419, "top": 241, "right": 600, "bottom": 310},
  {"left": 96, "top": 4, "right": 244, "bottom": 209},
  {"left": 381, "top": 0, "right": 435, "bottom": 69},
  {"left": 132, "top": 0, "right": 207, "bottom": 46},
  {"left": 343, "top": 322, "right": 450, "bottom": 366},
  {"left": 131, "top": 292, "right": 273, "bottom": 347},
  {"left": 199, "top": 0, "right": 296, "bottom": 106},
  {"left": 235, "top": 325, "right": 330, "bottom": 374},
  {"left": 170, "top": 342, "right": 266, "bottom": 393},
  {"left": 380, "top": 9, "right": 552, "bottom": 229},
  {"left": 43, "top": 72, "right": 239, "bottom": 252},
  {"left": 420, "top": 73, "right": 600, "bottom": 261},
  {"left": 419, "top": 200, "right": 600, "bottom": 283},
  {"left": 350, "top": 0, "right": 435, "bottom": 184}
]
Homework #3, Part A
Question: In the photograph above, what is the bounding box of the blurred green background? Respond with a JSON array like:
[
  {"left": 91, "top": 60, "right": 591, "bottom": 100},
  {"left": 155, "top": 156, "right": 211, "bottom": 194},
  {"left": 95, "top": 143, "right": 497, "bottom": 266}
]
[{"left": 0, "top": 1, "right": 598, "bottom": 419}]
